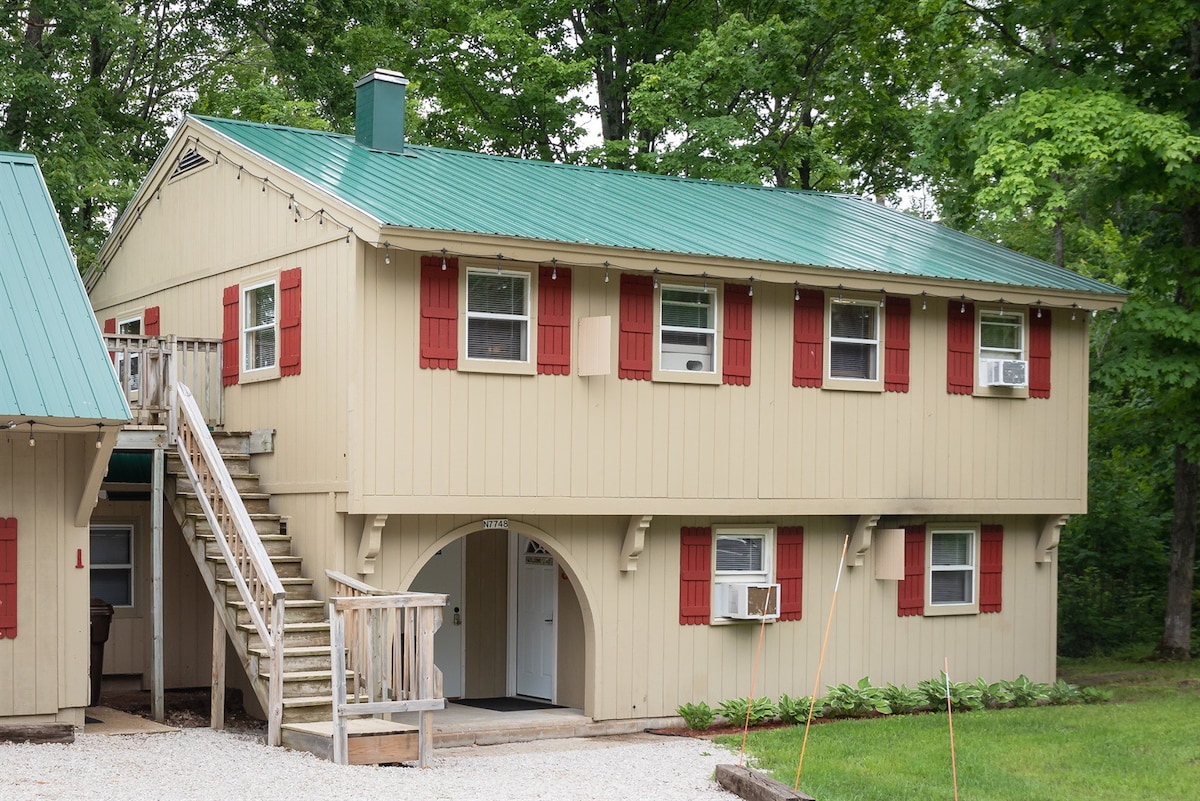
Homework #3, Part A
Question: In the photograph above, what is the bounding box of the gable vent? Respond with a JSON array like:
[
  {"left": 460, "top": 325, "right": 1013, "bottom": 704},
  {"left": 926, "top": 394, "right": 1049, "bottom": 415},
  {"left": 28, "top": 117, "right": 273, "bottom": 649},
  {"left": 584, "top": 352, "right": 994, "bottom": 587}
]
[{"left": 171, "top": 149, "right": 209, "bottom": 178}]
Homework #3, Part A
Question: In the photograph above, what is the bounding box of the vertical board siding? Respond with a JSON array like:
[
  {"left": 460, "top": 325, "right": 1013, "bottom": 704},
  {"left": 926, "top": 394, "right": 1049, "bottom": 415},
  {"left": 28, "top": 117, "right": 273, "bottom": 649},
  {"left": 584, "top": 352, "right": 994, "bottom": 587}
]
[
  {"left": 618, "top": 274, "right": 652, "bottom": 380},
  {"left": 537, "top": 265, "right": 572, "bottom": 375},
  {"left": 792, "top": 289, "right": 824, "bottom": 387},
  {"left": 946, "top": 301, "right": 975, "bottom": 394},
  {"left": 1029, "top": 308, "right": 1051, "bottom": 398},
  {"left": 883, "top": 296, "right": 910, "bottom": 392},
  {"left": 722, "top": 284, "right": 752, "bottom": 386}
]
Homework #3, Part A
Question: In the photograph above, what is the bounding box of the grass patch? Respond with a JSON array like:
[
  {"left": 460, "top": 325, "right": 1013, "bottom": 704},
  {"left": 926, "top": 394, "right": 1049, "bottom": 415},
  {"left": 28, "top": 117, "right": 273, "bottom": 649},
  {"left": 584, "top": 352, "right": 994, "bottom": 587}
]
[{"left": 718, "top": 656, "right": 1200, "bottom": 801}]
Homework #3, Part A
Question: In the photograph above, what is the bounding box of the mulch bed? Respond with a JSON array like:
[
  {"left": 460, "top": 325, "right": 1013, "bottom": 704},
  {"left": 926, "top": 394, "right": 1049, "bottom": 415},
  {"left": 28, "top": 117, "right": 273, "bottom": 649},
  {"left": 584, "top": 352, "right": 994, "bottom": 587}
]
[{"left": 100, "top": 687, "right": 264, "bottom": 731}]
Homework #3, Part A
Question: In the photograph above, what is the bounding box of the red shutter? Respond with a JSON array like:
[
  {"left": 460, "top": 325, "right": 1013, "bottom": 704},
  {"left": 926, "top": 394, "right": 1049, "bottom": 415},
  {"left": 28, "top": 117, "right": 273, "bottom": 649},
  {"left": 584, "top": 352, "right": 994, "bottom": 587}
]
[
  {"left": 722, "top": 284, "right": 753, "bottom": 386},
  {"left": 776, "top": 526, "right": 804, "bottom": 621},
  {"left": 619, "top": 274, "right": 653, "bottom": 380},
  {"left": 884, "top": 297, "right": 910, "bottom": 392},
  {"left": 0, "top": 518, "right": 16, "bottom": 638},
  {"left": 537, "top": 265, "right": 572, "bottom": 375},
  {"left": 279, "top": 268, "right": 302, "bottom": 376},
  {"left": 103, "top": 318, "right": 116, "bottom": 334},
  {"left": 947, "top": 302, "right": 975, "bottom": 394},
  {"left": 793, "top": 289, "right": 824, "bottom": 387},
  {"left": 221, "top": 284, "right": 240, "bottom": 386},
  {"left": 1028, "top": 309, "right": 1051, "bottom": 399},
  {"left": 897, "top": 525, "right": 926, "bottom": 617},
  {"left": 420, "top": 255, "right": 459, "bottom": 369},
  {"left": 980, "top": 524, "right": 1004, "bottom": 613},
  {"left": 679, "top": 527, "right": 712, "bottom": 625},
  {"left": 143, "top": 306, "right": 160, "bottom": 337}
]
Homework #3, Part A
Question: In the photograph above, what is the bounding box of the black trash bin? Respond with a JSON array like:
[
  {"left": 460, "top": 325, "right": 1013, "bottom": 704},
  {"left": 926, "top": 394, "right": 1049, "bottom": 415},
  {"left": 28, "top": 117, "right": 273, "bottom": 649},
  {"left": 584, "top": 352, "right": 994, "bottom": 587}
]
[{"left": 89, "top": 599, "right": 115, "bottom": 706}]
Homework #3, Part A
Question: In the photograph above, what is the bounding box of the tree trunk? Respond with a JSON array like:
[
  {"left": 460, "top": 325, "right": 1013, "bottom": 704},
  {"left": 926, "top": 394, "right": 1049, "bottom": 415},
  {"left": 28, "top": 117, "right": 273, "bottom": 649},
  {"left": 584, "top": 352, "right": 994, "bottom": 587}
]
[{"left": 1155, "top": 445, "right": 1198, "bottom": 660}]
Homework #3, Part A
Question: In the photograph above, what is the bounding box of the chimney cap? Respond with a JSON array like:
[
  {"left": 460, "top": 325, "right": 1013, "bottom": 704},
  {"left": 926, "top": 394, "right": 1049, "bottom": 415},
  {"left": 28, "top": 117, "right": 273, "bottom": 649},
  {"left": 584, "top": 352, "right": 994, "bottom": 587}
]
[{"left": 355, "top": 69, "right": 409, "bottom": 89}]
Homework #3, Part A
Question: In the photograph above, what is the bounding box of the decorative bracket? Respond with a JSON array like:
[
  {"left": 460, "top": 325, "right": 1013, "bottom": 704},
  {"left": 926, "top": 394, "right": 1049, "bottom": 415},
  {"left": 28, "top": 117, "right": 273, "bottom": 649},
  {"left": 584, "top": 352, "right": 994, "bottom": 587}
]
[
  {"left": 356, "top": 514, "right": 388, "bottom": 576},
  {"left": 846, "top": 514, "right": 881, "bottom": 567},
  {"left": 620, "top": 515, "right": 652, "bottom": 572},
  {"left": 1036, "top": 515, "right": 1069, "bottom": 563}
]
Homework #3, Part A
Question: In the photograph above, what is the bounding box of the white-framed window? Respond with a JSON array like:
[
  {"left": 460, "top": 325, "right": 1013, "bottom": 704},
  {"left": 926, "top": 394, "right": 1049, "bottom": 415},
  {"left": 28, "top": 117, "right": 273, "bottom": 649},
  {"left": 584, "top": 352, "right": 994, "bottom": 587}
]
[
  {"left": 117, "top": 317, "right": 142, "bottom": 391},
  {"left": 90, "top": 523, "right": 134, "bottom": 608},
  {"left": 977, "top": 310, "right": 1026, "bottom": 388},
  {"left": 714, "top": 529, "right": 772, "bottom": 585},
  {"left": 828, "top": 299, "right": 879, "bottom": 380},
  {"left": 928, "top": 529, "right": 976, "bottom": 610},
  {"left": 660, "top": 284, "right": 716, "bottom": 373},
  {"left": 242, "top": 281, "right": 277, "bottom": 372},
  {"left": 466, "top": 269, "right": 530, "bottom": 362}
]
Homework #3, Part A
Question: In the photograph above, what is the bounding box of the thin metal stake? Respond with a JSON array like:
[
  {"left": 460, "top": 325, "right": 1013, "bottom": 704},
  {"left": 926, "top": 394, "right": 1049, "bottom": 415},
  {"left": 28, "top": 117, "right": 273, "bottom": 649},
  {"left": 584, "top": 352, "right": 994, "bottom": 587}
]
[{"left": 793, "top": 534, "right": 850, "bottom": 792}]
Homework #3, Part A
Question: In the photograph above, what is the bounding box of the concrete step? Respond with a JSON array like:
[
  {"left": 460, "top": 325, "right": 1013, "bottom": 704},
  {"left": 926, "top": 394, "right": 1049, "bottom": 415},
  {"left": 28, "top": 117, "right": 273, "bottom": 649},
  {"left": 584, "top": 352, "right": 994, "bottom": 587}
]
[
  {"left": 248, "top": 645, "right": 333, "bottom": 673},
  {"left": 229, "top": 598, "right": 326, "bottom": 626},
  {"left": 190, "top": 513, "right": 281, "bottom": 538},
  {"left": 178, "top": 490, "right": 271, "bottom": 515},
  {"left": 200, "top": 533, "right": 294, "bottom": 558},
  {"left": 241, "top": 620, "right": 330, "bottom": 649},
  {"left": 219, "top": 576, "right": 313, "bottom": 602},
  {"left": 210, "top": 554, "right": 304, "bottom": 579}
]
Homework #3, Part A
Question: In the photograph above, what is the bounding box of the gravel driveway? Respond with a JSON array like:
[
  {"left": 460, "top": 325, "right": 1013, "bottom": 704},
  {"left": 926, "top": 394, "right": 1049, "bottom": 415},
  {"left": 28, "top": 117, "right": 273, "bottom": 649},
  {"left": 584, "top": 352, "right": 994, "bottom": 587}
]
[{"left": 1, "top": 729, "right": 739, "bottom": 800}]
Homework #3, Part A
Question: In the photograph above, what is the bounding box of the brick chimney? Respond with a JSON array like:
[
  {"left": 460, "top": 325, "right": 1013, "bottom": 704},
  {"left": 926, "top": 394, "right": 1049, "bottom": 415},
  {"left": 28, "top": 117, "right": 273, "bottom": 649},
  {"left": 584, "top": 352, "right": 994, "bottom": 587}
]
[{"left": 354, "top": 69, "right": 409, "bottom": 153}]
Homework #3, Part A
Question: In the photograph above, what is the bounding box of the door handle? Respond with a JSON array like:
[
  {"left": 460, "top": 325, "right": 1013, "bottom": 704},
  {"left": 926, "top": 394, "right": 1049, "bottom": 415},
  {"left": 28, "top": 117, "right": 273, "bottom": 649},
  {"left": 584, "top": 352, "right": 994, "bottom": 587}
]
[{"left": 544, "top": 618, "right": 554, "bottom": 623}]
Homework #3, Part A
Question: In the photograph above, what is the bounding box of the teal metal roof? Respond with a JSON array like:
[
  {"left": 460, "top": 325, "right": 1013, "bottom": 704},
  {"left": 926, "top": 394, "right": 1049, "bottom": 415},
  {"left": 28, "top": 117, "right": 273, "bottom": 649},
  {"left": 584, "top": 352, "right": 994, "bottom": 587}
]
[
  {"left": 0, "top": 152, "right": 130, "bottom": 422},
  {"left": 194, "top": 116, "right": 1121, "bottom": 297}
]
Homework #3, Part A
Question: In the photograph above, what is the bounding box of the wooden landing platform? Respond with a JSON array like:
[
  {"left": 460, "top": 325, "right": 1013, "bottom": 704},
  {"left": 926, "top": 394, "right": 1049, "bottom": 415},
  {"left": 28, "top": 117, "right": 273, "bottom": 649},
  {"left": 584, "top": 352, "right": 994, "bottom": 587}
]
[{"left": 281, "top": 718, "right": 419, "bottom": 764}]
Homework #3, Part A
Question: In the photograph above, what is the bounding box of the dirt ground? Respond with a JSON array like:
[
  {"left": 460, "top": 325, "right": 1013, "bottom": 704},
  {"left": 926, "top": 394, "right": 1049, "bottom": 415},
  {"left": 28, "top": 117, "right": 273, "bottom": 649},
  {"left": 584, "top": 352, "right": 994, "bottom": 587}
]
[{"left": 100, "top": 686, "right": 264, "bottom": 731}]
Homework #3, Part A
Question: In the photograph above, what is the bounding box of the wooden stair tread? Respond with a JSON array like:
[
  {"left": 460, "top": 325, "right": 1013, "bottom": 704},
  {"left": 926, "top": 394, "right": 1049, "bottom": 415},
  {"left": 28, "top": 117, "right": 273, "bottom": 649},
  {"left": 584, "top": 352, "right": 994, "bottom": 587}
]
[
  {"left": 248, "top": 644, "right": 328, "bottom": 657},
  {"left": 217, "top": 576, "right": 311, "bottom": 585},
  {"left": 237, "top": 620, "right": 328, "bottom": 632},
  {"left": 229, "top": 599, "right": 323, "bottom": 609},
  {"left": 283, "top": 719, "right": 417, "bottom": 737}
]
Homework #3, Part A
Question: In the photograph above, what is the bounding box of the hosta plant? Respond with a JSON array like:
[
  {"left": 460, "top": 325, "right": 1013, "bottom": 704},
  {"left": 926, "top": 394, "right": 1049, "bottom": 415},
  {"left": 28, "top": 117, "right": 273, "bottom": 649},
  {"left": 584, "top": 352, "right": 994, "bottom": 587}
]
[
  {"left": 881, "top": 683, "right": 927, "bottom": 715},
  {"left": 824, "top": 677, "right": 891, "bottom": 718},
  {"left": 918, "top": 673, "right": 984, "bottom": 712},
  {"left": 718, "top": 696, "right": 778, "bottom": 727},
  {"left": 676, "top": 701, "right": 716, "bottom": 731},
  {"left": 777, "top": 693, "right": 820, "bottom": 724},
  {"left": 1003, "top": 674, "right": 1050, "bottom": 707}
]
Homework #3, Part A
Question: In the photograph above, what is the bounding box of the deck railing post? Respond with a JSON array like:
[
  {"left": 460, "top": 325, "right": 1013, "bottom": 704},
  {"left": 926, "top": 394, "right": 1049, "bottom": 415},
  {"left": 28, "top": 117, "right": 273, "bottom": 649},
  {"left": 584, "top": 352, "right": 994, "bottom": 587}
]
[{"left": 331, "top": 604, "right": 349, "bottom": 764}]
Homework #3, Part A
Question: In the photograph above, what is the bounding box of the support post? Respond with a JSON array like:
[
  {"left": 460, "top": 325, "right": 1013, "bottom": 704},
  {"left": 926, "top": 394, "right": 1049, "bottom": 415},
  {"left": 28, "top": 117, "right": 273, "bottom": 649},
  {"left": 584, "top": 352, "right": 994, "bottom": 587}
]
[
  {"left": 331, "top": 604, "right": 348, "bottom": 765},
  {"left": 417, "top": 606, "right": 441, "bottom": 767},
  {"left": 211, "top": 612, "right": 226, "bottom": 731},
  {"left": 151, "top": 446, "right": 165, "bottom": 722}
]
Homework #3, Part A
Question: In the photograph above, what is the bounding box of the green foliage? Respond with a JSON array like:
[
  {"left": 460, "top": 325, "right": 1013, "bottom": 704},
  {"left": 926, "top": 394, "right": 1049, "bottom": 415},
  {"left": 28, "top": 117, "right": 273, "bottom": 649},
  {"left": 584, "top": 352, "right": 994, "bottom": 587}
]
[
  {"left": 880, "top": 684, "right": 927, "bottom": 715},
  {"left": 718, "top": 696, "right": 778, "bottom": 727},
  {"left": 917, "top": 673, "right": 984, "bottom": 713},
  {"left": 974, "top": 678, "right": 1015, "bottom": 709},
  {"left": 1079, "top": 686, "right": 1114, "bottom": 705},
  {"left": 1003, "top": 675, "right": 1050, "bottom": 708},
  {"left": 1046, "top": 679, "right": 1084, "bottom": 706},
  {"left": 676, "top": 701, "right": 716, "bottom": 731},
  {"left": 777, "top": 693, "right": 820, "bottom": 725},
  {"left": 823, "top": 677, "right": 892, "bottom": 718}
]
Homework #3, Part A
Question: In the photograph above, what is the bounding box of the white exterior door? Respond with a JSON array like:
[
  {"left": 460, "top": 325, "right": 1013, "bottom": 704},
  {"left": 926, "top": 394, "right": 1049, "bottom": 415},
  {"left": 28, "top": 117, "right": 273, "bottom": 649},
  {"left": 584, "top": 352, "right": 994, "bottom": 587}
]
[
  {"left": 409, "top": 538, "right": 465, "bottom": 698},
  {"left": 515, "top": 536, "right": 556, "bottom": 700}
]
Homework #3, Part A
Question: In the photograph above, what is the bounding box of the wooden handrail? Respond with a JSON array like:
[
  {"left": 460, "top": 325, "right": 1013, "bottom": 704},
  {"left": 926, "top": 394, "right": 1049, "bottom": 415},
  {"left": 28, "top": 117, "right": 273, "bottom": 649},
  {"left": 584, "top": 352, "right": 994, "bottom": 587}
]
[
  {"left": 174, "top": 383, "right": 286, "bottom": 745},
  {"left": 326, "top": 570, "right": 391, "bottom": 597}
]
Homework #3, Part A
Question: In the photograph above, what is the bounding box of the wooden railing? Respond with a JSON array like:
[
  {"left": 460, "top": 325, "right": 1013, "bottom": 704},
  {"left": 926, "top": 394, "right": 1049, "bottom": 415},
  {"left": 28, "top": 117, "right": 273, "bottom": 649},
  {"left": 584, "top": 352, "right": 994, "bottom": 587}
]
[
  {"left": 176, "top": 383, "right": 286, "bottom": 745},
  {"left": 104, "top": 335, "right": 223, "bottom": 427},
  {"left": 326, "top": 571, "right": 447, "bottom": 766}
]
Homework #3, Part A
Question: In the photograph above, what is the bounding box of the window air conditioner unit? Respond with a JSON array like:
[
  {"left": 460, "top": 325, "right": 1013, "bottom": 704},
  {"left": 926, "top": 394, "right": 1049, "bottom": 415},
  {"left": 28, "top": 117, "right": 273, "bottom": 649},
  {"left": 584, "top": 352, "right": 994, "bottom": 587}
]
[
  {"left": 982, "top": 358, "right": 1028, "bottom": 387},
  {"left": 714, "top": 583, "right": 781, "bottom": 621}
]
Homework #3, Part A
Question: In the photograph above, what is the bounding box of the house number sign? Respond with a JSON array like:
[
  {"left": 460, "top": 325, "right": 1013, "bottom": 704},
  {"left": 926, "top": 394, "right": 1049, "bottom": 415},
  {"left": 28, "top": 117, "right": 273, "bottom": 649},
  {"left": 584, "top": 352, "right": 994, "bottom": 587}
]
[{"left": 482, "top": 519, "right": 509, "bottom": 529}]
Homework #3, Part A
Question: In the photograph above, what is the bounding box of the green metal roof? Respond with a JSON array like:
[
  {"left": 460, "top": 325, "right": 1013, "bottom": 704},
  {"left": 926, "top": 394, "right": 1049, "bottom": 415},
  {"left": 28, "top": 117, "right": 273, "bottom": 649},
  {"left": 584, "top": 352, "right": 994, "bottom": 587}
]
[
  {"left": 0, "top": 152, "right": 130, "bottom": 422},
  {"left": 194, "top": 115, "right": 1122, "bottom": 297}
]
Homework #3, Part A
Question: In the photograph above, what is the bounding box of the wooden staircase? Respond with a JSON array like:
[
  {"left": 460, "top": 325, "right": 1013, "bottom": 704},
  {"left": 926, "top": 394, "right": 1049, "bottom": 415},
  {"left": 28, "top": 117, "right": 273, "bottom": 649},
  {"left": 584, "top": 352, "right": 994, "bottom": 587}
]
[{"left": 166, "top": 430, "right": 424, "bottom": 762}]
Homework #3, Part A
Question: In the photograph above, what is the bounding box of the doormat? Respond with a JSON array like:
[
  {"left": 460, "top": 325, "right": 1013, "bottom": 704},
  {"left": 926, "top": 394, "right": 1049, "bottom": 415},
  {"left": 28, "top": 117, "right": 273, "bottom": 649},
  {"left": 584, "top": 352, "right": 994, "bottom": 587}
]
[
  {"left": 85, "top": 716, "right": 102, "bottom": 725},
  {"left": 454, "top": 697, "right": 563, "bottom": 712}
]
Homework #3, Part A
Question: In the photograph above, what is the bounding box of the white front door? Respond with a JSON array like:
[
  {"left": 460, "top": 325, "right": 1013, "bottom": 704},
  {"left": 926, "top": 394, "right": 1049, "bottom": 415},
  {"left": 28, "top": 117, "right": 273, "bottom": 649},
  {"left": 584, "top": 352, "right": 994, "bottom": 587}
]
[
  {"left": 409, "top": 538, "right": 465, "bottom": 698},
  {"left": 515, "top": 536, "right": 556, "bottom": 700}
]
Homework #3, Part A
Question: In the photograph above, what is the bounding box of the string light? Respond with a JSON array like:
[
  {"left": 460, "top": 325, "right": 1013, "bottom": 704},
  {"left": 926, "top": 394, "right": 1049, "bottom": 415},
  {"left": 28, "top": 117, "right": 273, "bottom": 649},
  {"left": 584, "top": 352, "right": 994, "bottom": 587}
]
[
  {"left": 28, "top": 422, "right": 34, "bottom": 448},
  {"left": 440, "top": 248, "right": 447, "bottom": 271},
  {"left": 748, "top": 277, "right": 754, "bottom": 297},
  {"left": 795, "top": 282, "right": 800, "bottom": 301},
  {"left": 384, "top": 243, "right": 391, "bottom": 264},
  {"left": 551, "top": 258, "right": 557, "bottom": 280},
  {"left": 94, "top": 425, "right": 103, "bottom": 450},
  {"left": 603, "top": 261, "right": 610, "bottom": 283},
  {"left": 960, "top": 296, "right": 966, "bottom": 314},
  {"left": 1036, "top": 300, "right": 1043, "bottom": 318},
  {"left": 261, "top": 178, "right": 267, "bottom": 193},
  {"left": 879, "top": 288, "right": 886, "bottom": 308},
  {"left": 1072, "top": 304, "right": 1078, "bottom": 321},
  {"left": 653, "top": 268, "right": 659, "bottom": 289},
  {"left": 921, "top": 292, "right": 927, "bottom": 311}
]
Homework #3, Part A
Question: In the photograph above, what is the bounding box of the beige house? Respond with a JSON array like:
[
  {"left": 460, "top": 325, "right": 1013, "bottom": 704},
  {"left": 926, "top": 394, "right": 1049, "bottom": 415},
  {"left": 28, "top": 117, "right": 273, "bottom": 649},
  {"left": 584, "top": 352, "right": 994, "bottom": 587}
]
[
  {"left": 0, "top": 152, "right": 130, "bottom": 730},
  {"left": 85, "top": 71, "right": 1125, "bottom": 741}
]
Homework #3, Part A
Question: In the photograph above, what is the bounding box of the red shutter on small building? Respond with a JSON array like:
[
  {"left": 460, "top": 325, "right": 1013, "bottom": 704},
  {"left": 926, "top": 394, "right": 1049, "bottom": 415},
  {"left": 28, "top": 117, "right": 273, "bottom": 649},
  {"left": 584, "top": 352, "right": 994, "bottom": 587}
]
[
  {"left": 946, "top": 302, "right": 975, "bottom": 394},
  {"left": 679, "top": 527, "right": 712, "bottom": 625},
  {"left": 143, "top": 307, "right": 160, "bottom": 336},
  {"left": 776, "top": 526, "right": 804, "bottom": 621},
  {"left": 221, "top": 284, "right": 240, "bottom": 386},
  {"left": 980, "top": 524, "right": 1004, "bottom": 613},
  {"left": 884, "top": 296, "right": 910, "bottom": 393},
  {"left": 537, "top": 264, "right": 572, "bottom": 375},
  {"left": 897, "top": 525, "right": 926, "bottom": 617},
  {"left": 0, "top": 518, "right": 16, "bottom": 638},
  {"left": 420, "top": 255, "right": 459, "bottom": 369},
  {"left": 792, "top": 289, "right": 824, "bottom": 387},
  {"left": 722, "top": 284, "right": 752, "bottom": 386},
  {"left": 103, "top": 318, "right": 116, "bottom": 334},
  {"left": 619, "top": 274, "right": 653, "bottom": 380},
  {"left": 1028, "top": 309, "right": 1051, "bottom": 399},
  {"left": 279, "top": 268, "right": 302, "bottom": 376}
]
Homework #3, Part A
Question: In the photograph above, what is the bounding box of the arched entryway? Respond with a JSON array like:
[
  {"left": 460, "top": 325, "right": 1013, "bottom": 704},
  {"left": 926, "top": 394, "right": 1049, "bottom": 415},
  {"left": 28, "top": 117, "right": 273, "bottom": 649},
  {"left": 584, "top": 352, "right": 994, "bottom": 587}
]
[{"left": 401, "top": 520, "right": 594, "bottom": 712}]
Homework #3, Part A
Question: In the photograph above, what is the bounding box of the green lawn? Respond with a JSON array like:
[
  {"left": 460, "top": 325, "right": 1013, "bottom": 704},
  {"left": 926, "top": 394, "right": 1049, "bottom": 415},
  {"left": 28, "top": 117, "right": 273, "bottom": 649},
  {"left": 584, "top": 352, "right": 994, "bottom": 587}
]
[{"left": 717, "top": 656, "right": 1200, "bottom": 801}]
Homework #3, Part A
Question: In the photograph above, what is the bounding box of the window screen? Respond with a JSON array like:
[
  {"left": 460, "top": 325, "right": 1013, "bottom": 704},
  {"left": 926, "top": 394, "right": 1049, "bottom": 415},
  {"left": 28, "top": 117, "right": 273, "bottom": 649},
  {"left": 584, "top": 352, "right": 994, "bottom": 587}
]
[
  {"left": 244, "top": 283, "right": 277, "bottom": 370},
  {"left": 829, "top": 301, "right": 878, "bottom": 380},
  {"left": 930, "top": 531, "right": 974, "bottom": 605},
  {"left": 467, "top": 271, "right": 529, "bottom": 361},
  {"left": 715, "top": 535, "right": 764, "bottom": 573}
]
